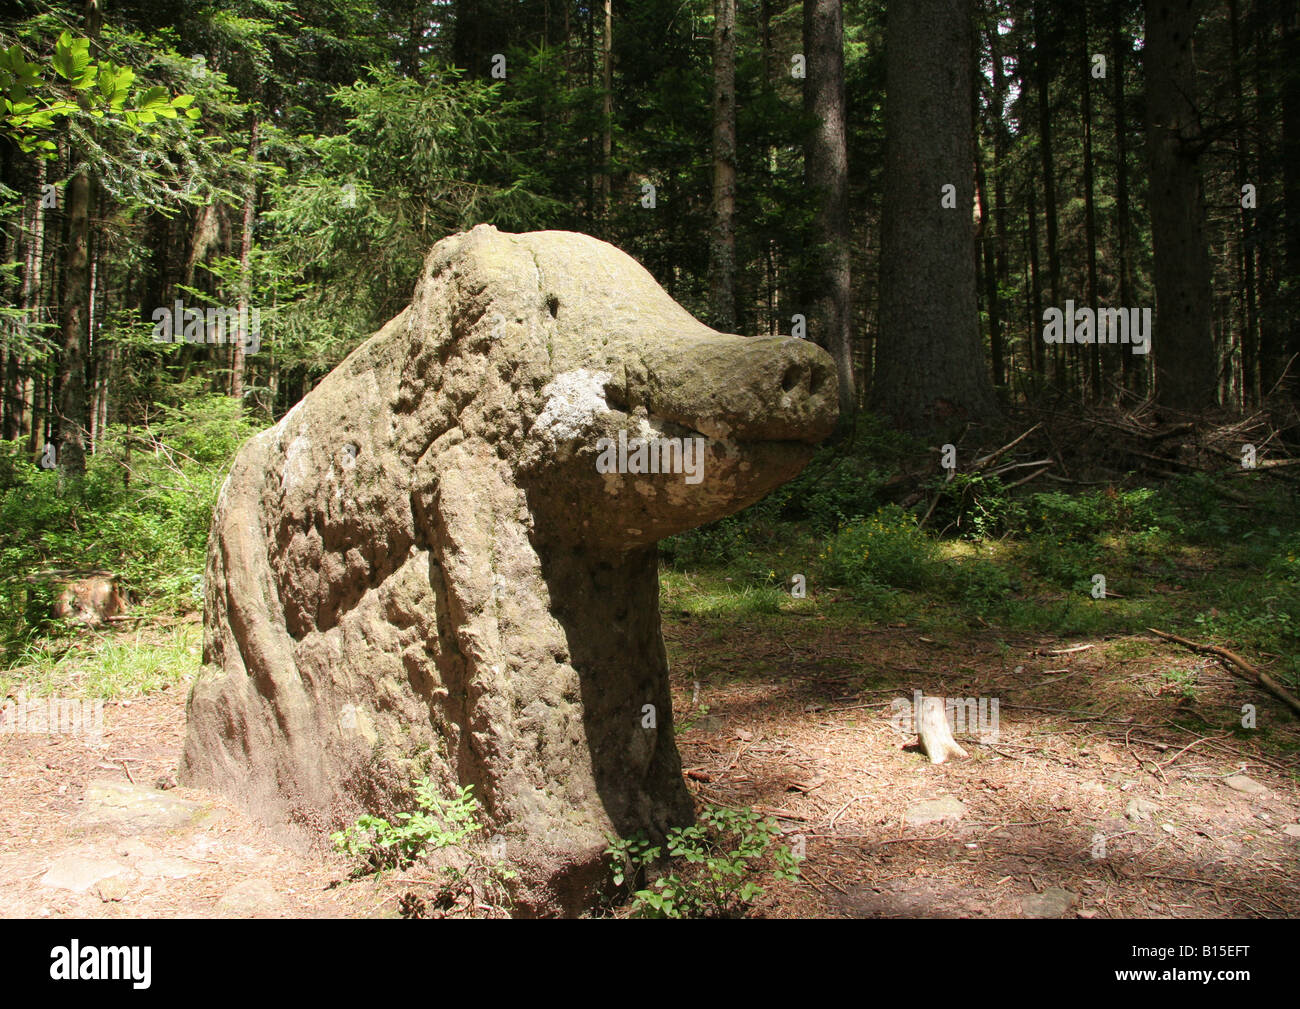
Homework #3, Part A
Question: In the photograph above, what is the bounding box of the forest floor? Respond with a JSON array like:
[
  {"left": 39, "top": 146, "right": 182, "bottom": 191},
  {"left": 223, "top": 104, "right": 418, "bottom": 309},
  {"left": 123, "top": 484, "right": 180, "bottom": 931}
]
[
  {"left": 662, "top": 606, "right": 1300, "bottom": 919},
  {"left": 1, "top": 586, "right": 1297, "bottom": 919}
]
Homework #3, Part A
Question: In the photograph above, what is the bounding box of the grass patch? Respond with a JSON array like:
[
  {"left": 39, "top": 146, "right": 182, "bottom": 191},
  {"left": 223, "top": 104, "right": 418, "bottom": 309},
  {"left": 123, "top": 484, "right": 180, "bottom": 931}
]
[{"left": 0, "top": 622, "right": 200, "bottom": 700}]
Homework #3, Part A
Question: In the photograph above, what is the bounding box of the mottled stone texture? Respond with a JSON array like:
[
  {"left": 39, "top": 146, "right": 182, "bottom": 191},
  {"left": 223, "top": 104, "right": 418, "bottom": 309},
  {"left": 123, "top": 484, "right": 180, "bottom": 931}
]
[{"left": 180, "top": 226, "right": 837, "bottom": 914}]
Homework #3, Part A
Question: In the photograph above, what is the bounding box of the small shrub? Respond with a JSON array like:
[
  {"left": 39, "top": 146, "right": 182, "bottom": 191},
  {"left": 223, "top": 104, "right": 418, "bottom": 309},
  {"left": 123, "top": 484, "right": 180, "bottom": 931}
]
[
  {"left": 1026, "top": 487, "right": 1179, "bottom": 542},
  {"left": 821, "top": 505, "right": 939, "bottom": 591},
  {"left": 332, "top": 780, "right": 483, "bottom": 872},
  {"left": 941, "top": 557, "right": 1014, "bottom": 616},
  {"left": 926, "top": 472, "right": 1026, "bottom": 540},
  {"left": 605, "top": 805, "right": 802, "bottom": 919},
  {"left": 333, "top": 778, "right": 517, "bottom": 916}
]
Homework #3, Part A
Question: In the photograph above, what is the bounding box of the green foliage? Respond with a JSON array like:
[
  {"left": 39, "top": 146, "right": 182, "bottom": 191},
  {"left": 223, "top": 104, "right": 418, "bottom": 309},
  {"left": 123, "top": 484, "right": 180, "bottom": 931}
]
[
  {"left": 927, "top": 472, "right": 1027, "bottom": 540},
  {"left": 1266, "top": 532, "right": 1300, "bottom": 585},
  {"left": 674, "top": 701, "right": 711, "bottom": 735},
  {"left": 0, "top": 624, "right": 199, "bottom": 701},
  {"left": 1161, "top": 667, "right": 1201, "bottom": 701},
  {"left": 1025, "top": 487, "right": 1180, "bottom": 542},
  {"left": 1193, "top": 587, "right": 1300, "bottom": 689},
  {"left": 605, "top": 805, "right": 801, "bottom": 919},
  {"left": 331, "top": 780, "right": 483, "bottom": 873},
  {"left": 784, "top": 452, "right": 894, "bottom": 532},
  {"left": 260, "top": 65, "right": 559, "bottom": 372},
  {"left": 1, "top": 32, "right": 198, "bottom": 154},
  {"left": 939, "top": 555, "right": 1014, "bottom": 617},
  {"left": 0, "top": 395, "right": 260, "bottom": 654},
  {"left": 821, "top": 505, "right": 939, "bottom": 592},
  {"left": 1024, "top": 536, "right": 1102, "bottom": 593},
  {"left": 661, "top": 415, "right": 920, "bottom": 570}
]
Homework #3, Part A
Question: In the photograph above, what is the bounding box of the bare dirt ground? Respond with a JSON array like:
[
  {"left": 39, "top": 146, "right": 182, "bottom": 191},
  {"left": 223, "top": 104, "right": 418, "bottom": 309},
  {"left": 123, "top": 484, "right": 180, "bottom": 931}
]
[
  {"left": 0, "top": 685, "right": 389, "bottom": 918},
  {"left": 665, "top": 618, "right": 1300, "bottom": 919},
  {"left": 2, "top": 619, "right": 1297, "bottom": 918}
]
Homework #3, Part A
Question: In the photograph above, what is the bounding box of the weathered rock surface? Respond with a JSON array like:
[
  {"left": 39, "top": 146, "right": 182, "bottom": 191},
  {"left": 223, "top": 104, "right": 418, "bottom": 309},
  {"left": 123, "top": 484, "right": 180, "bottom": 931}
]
[
  {"left": 1125, "top": 797, "right": 1159, "bottom": 822},
  {"left": 74, "top": 779, "right": 213, "bottom": 835},
  {"left": 40, "top": 855, "right": 128, "bottom": 893},
  {"left": 180, "top": 226, "right": 837, "bottom": 914},
  {"left": 904, "top": 795, "right": 967, "bottom": 827},
  {"left": 1223, "top": 774, "right": 1267, "bottom": 796},
  {"left": 1021, "top": 887, "right": 1076, "bottom": 919}
]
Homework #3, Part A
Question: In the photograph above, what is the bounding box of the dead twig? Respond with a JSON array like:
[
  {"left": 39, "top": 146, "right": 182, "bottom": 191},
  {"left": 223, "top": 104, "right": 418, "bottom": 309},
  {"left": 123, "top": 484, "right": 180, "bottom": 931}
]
[
  {"left": 827, "top": 795, "right": 872, "bottom": 830},
  {"left": 1147, "top": 627, "right": 1300, "bottom": 718}
]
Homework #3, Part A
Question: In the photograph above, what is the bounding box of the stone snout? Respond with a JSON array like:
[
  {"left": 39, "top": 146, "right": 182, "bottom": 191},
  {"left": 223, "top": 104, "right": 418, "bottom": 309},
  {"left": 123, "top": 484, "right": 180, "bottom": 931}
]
[{"left": 520, "top": 337, "right": 837, "bottom": 550}]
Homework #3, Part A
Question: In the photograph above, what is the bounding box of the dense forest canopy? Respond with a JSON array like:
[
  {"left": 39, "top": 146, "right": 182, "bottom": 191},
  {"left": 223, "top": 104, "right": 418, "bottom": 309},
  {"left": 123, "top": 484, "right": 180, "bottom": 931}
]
[{"left": 2, "top": 0, "right": 1296, "bottom": 460}]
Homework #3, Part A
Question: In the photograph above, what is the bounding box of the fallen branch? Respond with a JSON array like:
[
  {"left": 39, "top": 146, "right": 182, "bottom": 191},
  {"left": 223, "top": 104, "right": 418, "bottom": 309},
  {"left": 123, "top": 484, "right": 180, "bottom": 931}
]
[
  {"left": 1004, "top": 464, "right": 1053, "bottom": 489},
  {"left": 1046, "top": 643, "right": 1094, "bottom": 656},
  {"left": 1147, "top": 627, "right": 1300, "bottom": 718},
  {"left": 971, "top": 423, "right": 1043, "bottom": 470}
]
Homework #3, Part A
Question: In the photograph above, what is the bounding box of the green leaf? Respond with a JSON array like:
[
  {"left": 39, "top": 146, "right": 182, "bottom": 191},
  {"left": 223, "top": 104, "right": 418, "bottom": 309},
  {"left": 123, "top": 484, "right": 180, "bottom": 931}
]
[
  {"left": 138, "top": 85, "right": 169, "bottom": 110},
  {"left": 52, "top": 32, "right": 91, "bottom": 83}
]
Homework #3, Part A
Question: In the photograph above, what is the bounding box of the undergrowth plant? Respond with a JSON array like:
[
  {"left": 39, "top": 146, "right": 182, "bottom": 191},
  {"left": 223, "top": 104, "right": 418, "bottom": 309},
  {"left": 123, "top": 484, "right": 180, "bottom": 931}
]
[
  {"left": 332, "top": 779, "right": 483, "bottom": 872},
  {"left": 605, "top": 804, "right": 802, "bottom": 918},
  {"left": 332, "top": 779, "right": 517, "bottom": 917}
]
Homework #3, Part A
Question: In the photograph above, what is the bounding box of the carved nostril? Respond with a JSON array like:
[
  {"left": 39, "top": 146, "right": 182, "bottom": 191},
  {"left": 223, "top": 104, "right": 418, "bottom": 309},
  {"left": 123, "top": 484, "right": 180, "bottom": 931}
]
[
  {"left": 546, "top": 294, "right": 559, "bottom": 317},
  {"left": 809, "top": 363, "right": 830, "bottom": 396},
  {"left": 781, "top": 363, "right": 802, "bottom": 393}
]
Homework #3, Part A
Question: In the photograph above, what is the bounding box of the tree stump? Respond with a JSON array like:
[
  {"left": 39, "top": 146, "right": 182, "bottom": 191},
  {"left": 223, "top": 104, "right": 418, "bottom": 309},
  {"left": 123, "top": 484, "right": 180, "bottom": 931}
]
[{"left": 917, "top": 696, "right": 968, "bottom": 764}]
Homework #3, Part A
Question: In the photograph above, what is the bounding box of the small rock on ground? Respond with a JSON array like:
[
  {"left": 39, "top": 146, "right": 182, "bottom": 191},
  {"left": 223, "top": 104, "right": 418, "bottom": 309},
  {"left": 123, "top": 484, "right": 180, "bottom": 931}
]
[
  {"left": 40, "top": 855, "right": 128, "bottom": 893},
  {"left": 216, "top": 878, "right": 283, "bottom": 917},
  {"left": 1223, "top": 775, "right": 1267, "bottom": 796},
  {"left": 1125, "top": 798, "right": 1159, "bottom": 821},
  {"left": 1021, "top": 887, "right": 1076, "bottom": 919},
  {"left": 74, "top": 779, "right": 212, "bottom": 835},
  {"left": 905, "top": 795, "right": 966, "bottom": 827},
  {"left": 95, "top": 877, "right": 131, "bottom": 902}
]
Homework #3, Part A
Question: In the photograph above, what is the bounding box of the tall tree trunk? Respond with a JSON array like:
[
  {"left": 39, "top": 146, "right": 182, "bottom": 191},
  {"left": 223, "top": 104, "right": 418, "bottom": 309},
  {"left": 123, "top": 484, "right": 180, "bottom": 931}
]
[
  {"left": 56, "top": 152, "right": 92, "bottom": 476},
  {"left": 1016, "top": 32, "right": 1045, "bottom": 380},
  {"left": 989, "top": 23, "right": 1010, "bottom": 386},
  {"left": 1255, "top": 4, "right": 1281, "bottom": 396},
  {"left": 1281, "top": 0, "right": 1300, "bottom": 398},
  {"left": 54, "top": 0, "right": 101, "bottom": 475},
  {"left": 975, "top": 113, "right": 1003, "bottom": 395},
  {"left": 1144, "top": 0, "right": 1217, "bottom": 412},
  {"left": 28, "top": 199, "right": 52, "bottom": 458},
  {"left": 1033, "top": 1, "right": 1063, "bottom": 389},
  {"left": 709, "top": 0, "right": 737, "bottom": 331},
  {"left": 1080, "top": 2, "right": 1101, "bottom": 400},
  {"left": 87, "top": 233, "right": 99, "bottom": 451},
  {"left": 874, "top": 0, "right": 997, "bottom": 433},
  {"left": 600, "top": 0, "right": 613, "bottom": 222},
  {"left": 1113, "top": 0, "right": 1138, "bottom": 394},
  {"left": 585, "top": 4, "right": 596, "bottom": 227},
  {"left": 31, "top": 366, "right": 47, "bottom": 458},
  {"left": 762, "top": 0, "right": 777, "bottom": 336},
  {"left": 804, "top": 0, "right": 855, "bottom": 426},
  {"left": 232, "top": 116, "right": 259, "bottom": 404},
  {"left": 9, "top": 161, "right": 45, "bottom": 440},
  {"left": 0, "top": 141, "right": 13, "bottom": 439},
  {"left": 1229, "top": 0, "right": 1258, "bottom": 404},
  {"left": 1026, "top": 177, "right": 1044, "bottom": 378}
]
